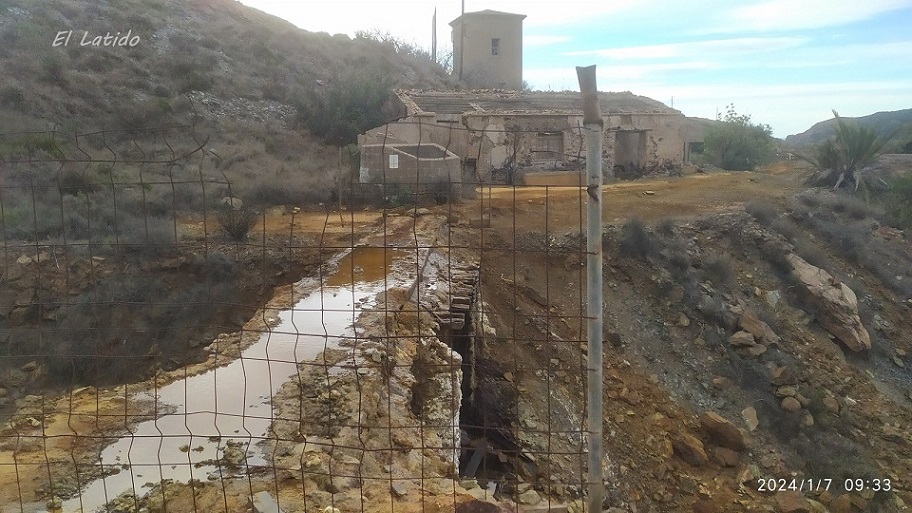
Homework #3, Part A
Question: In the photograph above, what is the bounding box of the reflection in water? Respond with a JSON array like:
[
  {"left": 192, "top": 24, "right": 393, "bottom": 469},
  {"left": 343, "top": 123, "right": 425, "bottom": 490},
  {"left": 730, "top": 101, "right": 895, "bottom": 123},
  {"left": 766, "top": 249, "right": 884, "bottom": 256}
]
[
  {"left": 62, "top": 247, "right": 411, "bottom": 513},
  {"left": 326, "top": 247, "right": 411, "bottom": 288}
]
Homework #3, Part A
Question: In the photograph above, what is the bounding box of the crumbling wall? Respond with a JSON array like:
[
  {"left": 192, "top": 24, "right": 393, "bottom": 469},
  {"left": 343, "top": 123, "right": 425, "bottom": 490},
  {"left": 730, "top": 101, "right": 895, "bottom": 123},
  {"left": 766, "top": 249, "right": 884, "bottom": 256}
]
[{"left": 359, "top": 115, "right": 470, "bottom": 157}]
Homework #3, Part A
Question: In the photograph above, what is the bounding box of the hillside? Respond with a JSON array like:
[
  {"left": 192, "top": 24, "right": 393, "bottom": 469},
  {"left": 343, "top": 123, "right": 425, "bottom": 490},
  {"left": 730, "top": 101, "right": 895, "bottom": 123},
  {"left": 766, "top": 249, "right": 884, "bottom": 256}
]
[
  {"left": 0, "top": 0, "right": 454, "bottom": 202},
  {"left": 786, "top": 108, "right": 912, "bottom": 148}
]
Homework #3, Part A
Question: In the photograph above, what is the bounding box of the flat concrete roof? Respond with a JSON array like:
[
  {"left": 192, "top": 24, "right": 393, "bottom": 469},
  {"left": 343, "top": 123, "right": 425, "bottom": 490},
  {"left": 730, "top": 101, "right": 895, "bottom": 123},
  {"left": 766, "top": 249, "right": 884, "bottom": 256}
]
[
  {"left": 449, "top": 10, "right": 527, "bottom": 26},
  {"left": 396, "top": 90, "right": 681, "bottom": 116}
]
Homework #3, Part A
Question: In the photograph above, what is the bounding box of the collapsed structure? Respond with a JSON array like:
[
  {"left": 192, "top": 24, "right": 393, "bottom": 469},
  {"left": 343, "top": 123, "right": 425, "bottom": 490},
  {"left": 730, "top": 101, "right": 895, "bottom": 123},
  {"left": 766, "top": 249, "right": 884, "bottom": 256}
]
[{"left": 358, "top": 10, "right": 704, "bottom": 194}]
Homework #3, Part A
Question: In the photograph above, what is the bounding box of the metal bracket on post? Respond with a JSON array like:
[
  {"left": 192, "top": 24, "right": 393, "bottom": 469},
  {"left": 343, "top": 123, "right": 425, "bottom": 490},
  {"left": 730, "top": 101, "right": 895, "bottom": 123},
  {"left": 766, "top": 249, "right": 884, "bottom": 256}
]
[{"left": 576, "top": 64, "right": 604, "bottom": 513}]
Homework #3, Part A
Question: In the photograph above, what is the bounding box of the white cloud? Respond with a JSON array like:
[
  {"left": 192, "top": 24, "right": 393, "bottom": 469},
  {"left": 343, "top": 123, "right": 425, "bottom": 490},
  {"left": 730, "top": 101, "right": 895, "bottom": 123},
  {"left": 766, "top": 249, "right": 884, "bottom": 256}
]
[
  {"left": 566, "top": 37, "right": 808, "bottom": 60},
  {"left": 463, "top": 0, "right": 641, "bottom": 27},
  {"left": 240, "top": 0, "right": 645, "bottom": 48},
  {"left": 524, "top": 35, "right": 571, "bottom": 47},
  {"left": 520, "top": 68, "right": 912, "bottom": 136},
  {"left": 711, "top": 0, "right": 912, "bottom": 33},
  {"left": 620, "top": 80, "right": 912, "bottom": 136}
]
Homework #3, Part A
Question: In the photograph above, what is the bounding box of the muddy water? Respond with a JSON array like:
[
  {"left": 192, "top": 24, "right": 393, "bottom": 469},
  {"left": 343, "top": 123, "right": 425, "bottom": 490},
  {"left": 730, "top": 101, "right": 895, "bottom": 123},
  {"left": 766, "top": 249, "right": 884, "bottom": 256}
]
[{"left": 62, "top": 247, "right": 412, "bottom": 513}]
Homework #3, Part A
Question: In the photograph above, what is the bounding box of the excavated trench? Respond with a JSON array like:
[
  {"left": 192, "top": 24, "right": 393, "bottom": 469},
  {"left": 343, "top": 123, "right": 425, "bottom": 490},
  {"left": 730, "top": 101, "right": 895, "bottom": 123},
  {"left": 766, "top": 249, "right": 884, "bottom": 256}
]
[{"left": 425, "top": 273, "right": 535, "bottom": 495}]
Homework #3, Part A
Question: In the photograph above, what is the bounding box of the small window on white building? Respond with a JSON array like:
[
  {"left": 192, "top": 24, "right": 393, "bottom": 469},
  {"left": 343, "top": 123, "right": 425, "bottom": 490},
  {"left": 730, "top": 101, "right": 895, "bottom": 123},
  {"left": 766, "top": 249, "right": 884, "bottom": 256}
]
[{"left": 491, "top": 38, "right": 500, "bottom": 55}]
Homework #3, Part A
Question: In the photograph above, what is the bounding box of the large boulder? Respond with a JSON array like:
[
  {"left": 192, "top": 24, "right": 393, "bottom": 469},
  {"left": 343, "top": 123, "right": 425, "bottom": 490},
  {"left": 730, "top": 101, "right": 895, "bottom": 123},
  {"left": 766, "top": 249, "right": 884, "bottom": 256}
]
[{"left": 786, "top": 254, "right": 871, "bottom": 351}]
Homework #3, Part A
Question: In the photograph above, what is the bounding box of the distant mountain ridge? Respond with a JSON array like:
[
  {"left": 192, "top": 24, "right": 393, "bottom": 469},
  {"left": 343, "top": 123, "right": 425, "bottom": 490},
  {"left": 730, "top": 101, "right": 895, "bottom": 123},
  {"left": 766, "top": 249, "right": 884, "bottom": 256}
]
[{"left": 786, "top": 108, "right": 912, "bottom": 147}]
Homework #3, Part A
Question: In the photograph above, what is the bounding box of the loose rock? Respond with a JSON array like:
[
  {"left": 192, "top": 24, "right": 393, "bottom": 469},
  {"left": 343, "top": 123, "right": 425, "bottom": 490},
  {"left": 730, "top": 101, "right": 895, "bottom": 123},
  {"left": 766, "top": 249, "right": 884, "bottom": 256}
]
[
  {"left": 699, "top": 412, "right": 747, "bottom": 451},
  {"left": 671, "top": 433, "right": 709, "bottom": 466},
  {"left": 781, "top": 397, "right": 802, "bottom": 413},
  {"left": 729, "top": 331, "right": 756, "bottom": 347},
  {"left": 517, "top": 489, "right": 541, "bottom": 505},
  {"left": 776, "top": 491, "right": 811, "bottom": 513},
  {"left": 742, "top": 406, "right": 759, "bottom": 431}
]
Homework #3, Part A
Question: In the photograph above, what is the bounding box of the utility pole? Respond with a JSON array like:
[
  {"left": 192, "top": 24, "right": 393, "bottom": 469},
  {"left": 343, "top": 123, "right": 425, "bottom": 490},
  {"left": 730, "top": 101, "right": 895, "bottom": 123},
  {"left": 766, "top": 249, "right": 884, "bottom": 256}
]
[
  {"left": 432, "top": 8, "right": 437, "bottom": 62},
  {"left": 458, "top": 0, "right": 465, "bottom": 81},
  {"left": 577, "top": 64, "right": 604, "bottom": 513}
]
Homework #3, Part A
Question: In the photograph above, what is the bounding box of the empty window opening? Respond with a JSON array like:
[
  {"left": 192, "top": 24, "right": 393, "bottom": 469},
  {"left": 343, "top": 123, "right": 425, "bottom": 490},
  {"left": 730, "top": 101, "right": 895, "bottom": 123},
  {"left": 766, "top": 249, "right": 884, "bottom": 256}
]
[
  {"left": 491, "top": 38, "right": 500, "bottom": 55},
  {"left": 533, "top": 131, "right": 564, "bottom": 165}
]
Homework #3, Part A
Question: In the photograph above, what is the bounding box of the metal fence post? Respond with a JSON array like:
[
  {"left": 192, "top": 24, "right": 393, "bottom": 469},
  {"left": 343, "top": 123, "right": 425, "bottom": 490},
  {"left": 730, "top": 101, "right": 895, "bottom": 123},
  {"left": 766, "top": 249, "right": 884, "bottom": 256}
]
[{"left": 577, "top": 65, "right": 604, "bottom": 513}]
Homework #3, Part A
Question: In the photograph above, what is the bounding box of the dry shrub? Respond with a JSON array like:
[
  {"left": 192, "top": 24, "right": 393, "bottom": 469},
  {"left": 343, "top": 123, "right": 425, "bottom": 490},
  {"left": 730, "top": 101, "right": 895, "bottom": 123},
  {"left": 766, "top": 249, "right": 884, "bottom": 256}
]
[
  {"left": 703, "top": 254, "right": 735, "bottom": 286},
  {"left": 216, "top": 206, "right": 259, "bottom": 241},
  {"left": 771, "top": 217, "right": 800, "bottom": 243},
  {"left": 619, "top": 218, "right": 658, "bottom": 259},
  {"left": 746, "top": 201, "right": 778, "bottom": 225},
  {"left": 832, "top": 195, "right": 870, "bottom": 219},
  {"left": 656, "top": 217, "right": 676, "bottom": 236}
]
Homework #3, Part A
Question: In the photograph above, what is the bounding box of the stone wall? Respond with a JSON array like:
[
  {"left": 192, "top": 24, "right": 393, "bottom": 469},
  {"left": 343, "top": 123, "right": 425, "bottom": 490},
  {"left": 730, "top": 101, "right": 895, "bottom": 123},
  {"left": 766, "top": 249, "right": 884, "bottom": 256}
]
[{"left": 359, "top": 110, "right": 698, "bottom": 188}]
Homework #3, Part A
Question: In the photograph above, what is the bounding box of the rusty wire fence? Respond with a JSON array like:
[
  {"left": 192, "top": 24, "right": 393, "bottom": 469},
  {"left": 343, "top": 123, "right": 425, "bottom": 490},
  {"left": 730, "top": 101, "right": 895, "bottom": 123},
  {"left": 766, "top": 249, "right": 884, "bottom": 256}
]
[{"left": 0, "top": 122, "right": 596, "bottom": 513}]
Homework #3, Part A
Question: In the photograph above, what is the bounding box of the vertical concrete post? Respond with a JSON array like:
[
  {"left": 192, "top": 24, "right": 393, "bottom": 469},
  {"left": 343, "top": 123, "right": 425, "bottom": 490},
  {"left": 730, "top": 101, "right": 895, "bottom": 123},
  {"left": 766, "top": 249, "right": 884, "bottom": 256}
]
[{"left": 577, "top": 65, "right": 604, "bottom": 513}]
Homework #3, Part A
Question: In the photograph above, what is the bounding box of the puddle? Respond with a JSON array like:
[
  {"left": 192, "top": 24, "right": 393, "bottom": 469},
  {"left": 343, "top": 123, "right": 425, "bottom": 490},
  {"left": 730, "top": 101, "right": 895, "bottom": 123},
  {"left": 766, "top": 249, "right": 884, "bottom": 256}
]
[
  {"left": 61, "top": 246, "right": 415, "bottom": 513},
  {"left": 327, "top": 247, "right": 410, "bottom": 288}
]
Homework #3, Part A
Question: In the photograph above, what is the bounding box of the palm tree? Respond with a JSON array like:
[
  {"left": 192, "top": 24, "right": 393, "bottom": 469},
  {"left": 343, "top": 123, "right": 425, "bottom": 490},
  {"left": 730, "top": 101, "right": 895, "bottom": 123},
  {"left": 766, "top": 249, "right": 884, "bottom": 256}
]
[{"left": 802, "top": 110, "right": 894, "bottom": 192}]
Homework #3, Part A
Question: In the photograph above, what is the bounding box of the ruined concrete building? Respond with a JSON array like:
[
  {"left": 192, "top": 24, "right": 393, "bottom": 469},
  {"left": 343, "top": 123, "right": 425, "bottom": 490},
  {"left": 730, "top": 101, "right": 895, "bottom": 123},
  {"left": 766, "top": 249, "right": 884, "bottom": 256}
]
[
  {"left": 450, "top": 9, "right": 525, "bottom": 90},
  {"left": 357, "top": 10, "right": 705, "bottom": 194},
  {"left": 359, "top": 90, "right": 703, "bottom": 188}
]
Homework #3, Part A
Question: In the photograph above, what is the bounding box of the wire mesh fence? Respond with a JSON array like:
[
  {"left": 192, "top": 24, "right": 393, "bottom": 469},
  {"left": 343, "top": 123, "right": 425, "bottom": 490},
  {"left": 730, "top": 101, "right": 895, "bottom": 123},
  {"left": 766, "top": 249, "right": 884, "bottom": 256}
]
[{"left": 0, "top": 121, "right": 596, "bottom": 513}]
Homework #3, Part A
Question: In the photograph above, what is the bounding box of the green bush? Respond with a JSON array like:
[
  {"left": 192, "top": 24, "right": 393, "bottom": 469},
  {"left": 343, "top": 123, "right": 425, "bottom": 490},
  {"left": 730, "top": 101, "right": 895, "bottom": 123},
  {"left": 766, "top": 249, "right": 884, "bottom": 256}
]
[
  {"left": 703, "top": 104, "right": 775, "bottom": 171},
  {"left": 0, "top": 85, "right": 26, "bottom": 110},
  {"left": 41, "top": 54, "right": 68, "bottom": 86},
  {"left": 883, "top": 171, "right": 912, "bottom": 228},
  {"left": 295, "top": 64, "right": 394, "bottom": 147},
  {"left": 0, "top": 134, "right": 66, "bottom": 159},
  {"left": 114, "top": 97, "right": 173, "bottom": 130},
  {"left": 179, "top": 71, "right": 214, "bottom": 93},
  {"left": 58, "top": 169, "right": 100, "bottom": 196}
]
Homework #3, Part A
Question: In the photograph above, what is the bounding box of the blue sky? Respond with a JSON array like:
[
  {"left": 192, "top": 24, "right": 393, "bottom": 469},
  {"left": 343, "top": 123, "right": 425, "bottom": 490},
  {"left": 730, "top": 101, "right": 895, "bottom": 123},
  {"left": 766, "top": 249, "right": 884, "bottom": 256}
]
[{"left": 240, "top": 0, "right": 912, "bottom": 138}]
